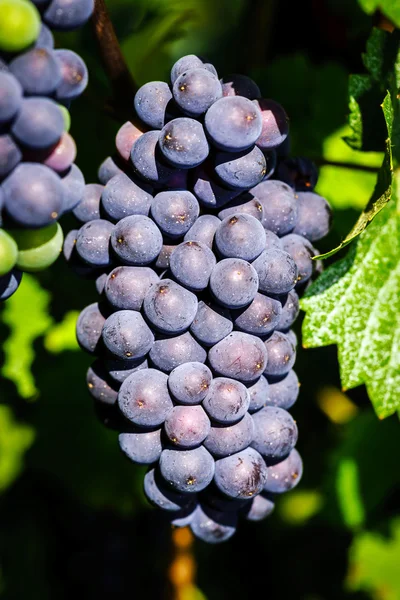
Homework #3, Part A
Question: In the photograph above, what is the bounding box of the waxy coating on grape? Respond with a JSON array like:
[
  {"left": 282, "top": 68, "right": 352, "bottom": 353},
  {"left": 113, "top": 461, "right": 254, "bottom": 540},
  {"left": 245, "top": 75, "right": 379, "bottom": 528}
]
[
  {"left": 190, "top": 301, "right": 233, "bottom": 347},
  {"left": 204, "top": 96, "right": 263, "bottom": 152},
  {"left": 251, "top": 406, "right": 298, "bottom": 460},
  {"left": 247, "top": 375, "right": 270, "bottom": 412},
  {"left": 86, "top": 360, "right": 118, "bottom": 406},
  {"left": 183, "top": 214, "right": 221, "bottom": 248},
  {"left": 281, "top": 233, "right": 316, "bottom": 286},
  {"left": 10, "top": 48, "right": 61, "bottom": 96},
  {"left": 215, "top": 146, "right": 267, "bottom": 190},
  {"left": 170, "top": 241, "right": 216, "bottom": 291},
  {"left": 130, "top": 130, "right": 174, "bottom": 185},
  {"left": 233, "top": 292, "right": 282, "bottom": 336},
  {"left": 143, "top": 278, "right": 198, "bottom": 335},
  {"left": 61, "top": 164, "right": 85, "bottom": 212},
  {"left": 0, "top": 134, "right": 22, "bottom": 179},
  {"left": 170, "top": 54, "right": 217, "bottom": 85},
  {"left": 210, "top": 258, "right": 259, "bottom": 309},
  {"left": 119, "top": 429, "right": 162, "bottom": 465},
  {"left": 0, "top": 72, "right": 23, "bottom": 123},
  {"left": 253, "top": 99, "right": 289, "bottom": 150},
  {"left": 208, "top": 331, "right": 268, "bottom": 382},
  {"left": 243, "top": 494, "right": 275, "bottom": 521},
  {"left": 118, "top": 368, "right": 173, "bottom": 427},
  {"left": 101, "top": 173, "right": 153, "bottom": 222},
  {"left": 111, "top": 215, "right": 163, "bottom": 266},
  {"left": 134, "top": 81, "right": 173, "bottom": 129},
  {"left": 149, "top": 332, "right": 207, "bottom": 373},
  {"left": 11, "top": 97, "right": 64, "bottom": 150},
  {"left": 44, "top": 0, "right": 94, "bottom": 31},
  {"left": 215, "top": 214, "right": 266, "bottom": 262},
  {"left": 159, "top": 446, "right": 215, "bottom": 493},
  {"left": 218, "top": 193, "right": 264, "bottom": 222},
  {"left": 190, "top": 505, "right": 237, "bottom": 544},
  {"left": 144, "top": 468, "right": 192, "bottom": 512},
  {"left": 263, "top": 331, "right": 296, "bottom": 377},
  {"left": 276, "top": 289, "right": 300, "bottom": 331},
  {"left": 105, "top": 266, "right": 159, "bottom": 312},
  {"left": 102, "top": 309, "right": 154, "bottom": 362},
  {"left": 73, "top": 184, "right": 103, "bottom": 223},
  {"left": 263, "top": 448, "right": 303, "bottom": 493},
  {"left": 54, "top": 49, "right": 88, "bottom": 101},
  {"left": 98, "top": 156, "right": 123, "bottom": 185},
  {"left": 266, "top": 370, "right": 299, "bottom": 410},
  {"left": 150, "top": 190, "right": 199, "bottom": 238},
  {"left": 105, "top": 356, "right": 148, "bottom": 384},
  {"left": 168, "top": 362, "right": 212, "bottom": 405},
  {"left": 214, "top": 447, "right": 268, "bottom": 499},
  {"left": 76, "top": 219, "right": 114, "bottom": 268},
  {"left": 159, "top": 118, "right": 209, "bottom": 169},
  {"left": 164, "top": 405, "right": 211, "bottom": 448},
  {"left": 250, "top": 181, "right": 298, "bottom": 236},
  {"left": 203, "top": 377, "right": 250, "bottom": 424},
  {"left": 173, "top": 68, "right": 222, "bottom": 116},
  {"left": 252, "top": 248, "right": 298, "bottom": 295},
  {"left": 204, "top": 412, "right": 254, "bottom": 458},
  {"left": 115, "top": 121, "right": 143, "bottom": 161},
  {"left": 192, "top": 164, "right": 239, "bottom": 208},
  {"left": 293, "top": 191, "right": 332, "bottom": 241},
  {"left": 76, "top": 302, "right": 108, "bottom": 354}
]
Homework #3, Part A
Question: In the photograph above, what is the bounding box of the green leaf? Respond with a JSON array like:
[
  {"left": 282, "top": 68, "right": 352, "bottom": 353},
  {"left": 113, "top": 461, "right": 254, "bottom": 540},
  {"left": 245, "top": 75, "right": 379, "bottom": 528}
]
[
  {"left": 358, "top": 0, "right": 400, "bottom": 28},
  {"left": 44, "top": 311, "right": 79, "bottom": 354},
  {"left": 0, "top": 406, "right": 35, "bottom": 492},
  {"left": 336, "top": 458, "right": 365, "bottom": 528},
  {"left": 301, "top": 172, "right": 400, "bottom": 419}
]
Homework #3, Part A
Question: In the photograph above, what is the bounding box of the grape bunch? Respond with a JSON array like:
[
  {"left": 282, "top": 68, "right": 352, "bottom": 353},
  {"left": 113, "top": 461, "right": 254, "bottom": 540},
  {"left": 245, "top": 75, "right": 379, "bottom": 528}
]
[
  {"left": 68, "top": 54, "right": 332, "bottom": 543},
  {"left": 0, "top": 0, "right": 94, "bottom": 300}
]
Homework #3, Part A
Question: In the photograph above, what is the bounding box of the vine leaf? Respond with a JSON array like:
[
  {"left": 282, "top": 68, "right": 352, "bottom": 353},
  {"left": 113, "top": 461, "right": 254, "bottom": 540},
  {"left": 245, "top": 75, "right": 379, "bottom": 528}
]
[
  {"left": 357, "top": 0, "right": 400, "bottom": 29},
  {"left": 301, "top": 171, "right": 400, "bottom": 419}
]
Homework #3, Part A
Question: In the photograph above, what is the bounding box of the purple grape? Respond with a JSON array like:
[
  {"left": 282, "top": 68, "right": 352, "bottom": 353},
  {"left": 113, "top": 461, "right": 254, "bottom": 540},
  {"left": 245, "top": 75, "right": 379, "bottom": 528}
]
[
  {"left": 144, "top": 468, "right": 192, "bottom": 512},
  {"left": 11, "top": 98, "right": 64, "bottom": 149},
  {"left": 98, "top": 156, "right": 123, "bottom": 185},
  {"left": 111, "top": 215, "right": 163, "bottom": 266},
  {"left": 190, "top": 505, "right": 237, "bottom": 543},
  {"left": 173, "top": 68, "right": 222, "bottom": 116},
  {"left": 202, "top": 378, "right": 250, "bottom": 424},
  {"left": 76, "top": 302, "right": 108, "bottom": 354},
  {"left": 171, "top": 504, "right": 199, "bottom": 527},
  {"left": 102, "top": 310, "right": 154, "bottom": 361},
  {"left": 214, "top": 447, "right": 268, "bottom": 499},
  {"left": 115, "top": 121, "right": 143, "bottom": 161},
  {"left": 130, "top": 130, "right": 174, "bottom": 185},
  {"left": 119, "top": 429, "right": 162, "bottom": 465},
  {"left": 104, "top": 357, "right": 148, "bottom": 385},
  {"left": 252, "top": 248, "right": 298, "bottom": 294},
  {"left": 72, "top": 184, "right": 103, "bottom": 223},
  {"left": 221, "top": 74, "right": 260, "bottom": 99},
  {"left": 159, "top": 446, "right": 215, "bottom": 493},
  {"left": 34, "top": 23, "right": 54, "bottom": 49},
  {"left": 243, "top": 494, "right": 274, "bottom": 521},
  {"left": 204, "top": 412, "right": 254, "bottom": 458},
  {"left": 190, "top": 301, "right": 233, "bottom": 347},
  {"left": 183, "top": 214, "right": 220, "bottom": 248},
  {"left": 168, "top": 362, "right": 213, "bottom": 405},
  {"left": 247, "top": 375, "right": 269, "bottom": 412},
  {"left": 250, "top": 181, "right": 298, "bottom": 236},
  {"left": 150, "top": 190, "right": 199, "bottom": 238},
  {"left": 217, "top": 193, "right": 264, "bottom": 221},
  {"left": 60, "top": 164, "right": 85, "bottom": 212},
  {"left": 210, "top": 258, "right": 259, "bottom": 309},
  {"left": 253, "top": 99, "right": 289, "bottom": 150},
  {"left": 0, "top": 72, "right": 22, "bottom": 124},
  {"left": 170, "top": 55, "right": 217, "bottom": 85},
  {"left": 215, "top": 146, "right": 266, "bottom": 189},
  {"left": 215, "top": 214, "right": 266, "bottom": 261},
  {"left": 251, "top": 406, "right": 298, "bottom": 461},
  {"left": 233, "top": 292, "right": 282, "bottom": 336},
  {"left": 134, "top": 81, "right": 172, "bottom": 129},
  {"left": 263, "top": 448, "right": 303, "bottom": 493},
  {"left": 208, "top": 332, "right": 268, "bottom": 382},
  {"left": 155, "top": 244, "right": 176, "bottom": 270},
  {"left": 118, "top": 368, "right": 173, "bottom": 427},
  {"left": 75, "top": 219, "right": 114, "bottom": 267},
  {"left": 292, "top": 191, "right": 332, "bottom": 241},
  {"left": 143, "top": 279, "right": 198, "bottom": 335},
  {"left": 9, "top": 48, "right": 61, "bottom": 95},
  {"left": 86, "top": 360, "right": 118, "bottom": 405},
  {"left": 105, "top": 266, "right": 159, "bottom": 311},
  {"left": 266, "top": 370, "right": 299, "bottom": 410},
  {"left": 164, "top": 405, "right": 211, "bottom": 448},
  {"left": 263, "top": 331, "right": 296, "bottom": 377},
  {"left": 54, "top": 49, "right": 89, "bottom": 101},
  {"left": 0, "top": 134, "right": 22, "bottom": 179},
  {"left": 276, "top": 157, "right": 318, "bottom": 191},
  {"left": 44, "top": 0, "right": 94, "bottom": 30},
  {"left": 204, "top": 96, "right": 263, "bottom": 152},
  {"left": 101, "top": 173, "right": 153, "bottom": 222},
  {"left": 275, "top": 289, "right": 300, "bottom": 331},
  {"left": 149, "top": 332, "right": 207, "bottom": 373},
  {"left": 192, "top": 164, "right": 239, "bottom": 208},
  {"left": 281, "top": 233, "right": 316, "bottom": 286},
  {"left": 0, "top": 269, "right": 22, "bottom": 301},
  {"left": 159, "top": 118, "right": 209, "bottom": 169},
  {"left": 169, "top": 241, "right": 216, "bottom": 291}
]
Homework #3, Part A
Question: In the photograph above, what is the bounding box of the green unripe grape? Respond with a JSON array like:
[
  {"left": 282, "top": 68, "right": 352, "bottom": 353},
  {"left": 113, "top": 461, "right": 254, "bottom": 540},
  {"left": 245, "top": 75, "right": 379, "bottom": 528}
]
[
  {"left": 58, "top": 104, "right": 71, "bottom": 132},
  {"left": 0, "top": 0, "right": 41, "bottom": 53},
  {"left": 9, "top": 223, "right": 64, "bottom": 272},
  {"left": 0, "top": 229, "right": 18, "bottom": 276}
]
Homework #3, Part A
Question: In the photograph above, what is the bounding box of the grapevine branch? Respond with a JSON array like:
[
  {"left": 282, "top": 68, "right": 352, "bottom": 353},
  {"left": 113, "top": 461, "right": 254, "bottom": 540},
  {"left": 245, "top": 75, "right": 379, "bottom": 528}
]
[{"left": 92, "top": 0, "right": 138, "bottom": 119}]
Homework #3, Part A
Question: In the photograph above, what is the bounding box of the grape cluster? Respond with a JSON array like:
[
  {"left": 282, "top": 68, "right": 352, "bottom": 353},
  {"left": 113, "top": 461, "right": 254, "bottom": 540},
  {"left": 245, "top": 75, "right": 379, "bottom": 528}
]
[
  {"left": 0, "top": 0, "right": 94, "bottom": 300},
  {"left": 68, "top": 54, "right": 332, "bottom": 543}
]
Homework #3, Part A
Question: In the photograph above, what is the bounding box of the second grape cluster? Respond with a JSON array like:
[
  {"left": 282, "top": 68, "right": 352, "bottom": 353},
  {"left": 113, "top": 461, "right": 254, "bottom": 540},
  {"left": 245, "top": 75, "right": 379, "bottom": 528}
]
[{"left": 67, "top": 54, "right": 332, "bottom": 543}]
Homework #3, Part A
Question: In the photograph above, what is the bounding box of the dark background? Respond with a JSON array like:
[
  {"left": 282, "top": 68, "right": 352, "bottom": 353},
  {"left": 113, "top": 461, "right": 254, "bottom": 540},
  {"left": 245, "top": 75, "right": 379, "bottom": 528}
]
[{"left": 0, "top": 1, "right": 399, "bottom": 599}]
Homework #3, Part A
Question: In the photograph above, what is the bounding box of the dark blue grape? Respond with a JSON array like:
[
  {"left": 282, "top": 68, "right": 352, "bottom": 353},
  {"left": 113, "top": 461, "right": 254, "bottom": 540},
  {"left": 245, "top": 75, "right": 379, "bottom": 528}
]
[
  {"left": 217, "top": 193, "right": 264, "bottom": 221},
  {"left": 98, "top": 156, "right": 123, "bottom": 185},
  {"left": 159, "top": 118, "right": 209, "bottom": 169},
  {"left": 0, "top": 72, "right": 22, "bottom": 124},
  {"left": 159, "top": 446, "right": 215, "bottom": 493},
  {"left": 263, "top": 331, "right": 296, "bottom": 377},
  {"left": 253, "top": 99, "right": 289, "bottom": 150},
  {"left": 266, "top": 370, "right": 299, "bottom": 410},
  {"left": 111, "top": 215, "right": 163, "bottom": 266},
  {"left": 203, "top": 412, "right": 254, "bottom": 458},
  {"left": 173, "top": 68, "right": 222, "bottom": 116},
  {"left": 44, "top": 0, "right": 94, "bottom": 30},
  {"left": 34, "top": 23, "right": 54, "bottom": 49},
  {"left": 143, "top": 279, "right": 198, "bottom": 335},
  {"left": 75, "top": 219, "right": 114, "bottom": 267},
  {"left": 86, "top": 360, "right": 118, "bottom": 405},
  {"left": 144, "top": 468, "right": 193, "bottom": 512},
  {"left": 190, "top": 301, "right": 233, "bottom": 347},
  {"left": 292, "top": 191, "right": 332, "bottom": 241},
  {"left": 208, "top": 332, "right": 268, "bottom": 382},
  {"left": 215, "top": 214, "right": 266, "bottom": 261},
  {"left": 170, "top": 503, "right": 199, "bottom": 527},
  {"left": 3, "top": 163, "right": 64, "bottom": 227},
  {"left": 134, "top": 81, "right": 172, "bottom": 129},
  {"left": 192, "top": 164, "right": 240, "bottom": 208},
  {"left": 61, "top": 164, "right": 85, "bottom": 212},
  {"left": 184, "top": 214, "right": 220, "bottom": 248},
  {"left": 149, "top": 332, "right": 207, "bottom": 373},
  {"left": 204, "top": 96, "right": 262, "bottom": 152},
  {"left": 247, "top": 375, "right": 269, "bottom": 412},
  {"left": 252, "top": 248, "right": 298, "bottom": 294},
  {"left": 233, "top": 292, "right": 282, "bottom": 336},
  {"left": 76, "top": 302, "right": 107, "bottom": 354},
  {"left": 0, "top": 134, "right": 22, "bottom": 178},
  {"left": 95, "top": 272, "right": 108, "bottom": 295},
  {"left": 168, "top": 362, "right": 212, "bottom": 405},
  {"left": 170, "top": 241, "right": 216, "bottom": 291},
  {"left": 164, "top": 405, "right": 211, "bottom": 448},
  {"left": 263, "top": 448, "right": 303, "bottom": 493},
  {"left": 210, "top": 258, "right": 258, "bottom": 309},
  {"left": 155, "top": 244, "right": 176, "bottom": 270},
  {"left": 102, "top": 310, "right": 154, "bottom": 361},
  {"left": 10, "top": 48, "right": 61, "bottom": 95},
  {"left": 281, "top": 233, "right": 315, "bottom": 286},
  {"left": 221, "top": 74, "right": 261, "bottom": 99},
  {"left": 54, "top": 49, "right": 88, "bottom": 101},
  {"left": 275, "top": 289, "right": 300, "bottom": 331},
  {"left": 105, "top": 266, "right": 158, "bottom": 311},
  {"left": 190, "top": 505, "right": 237, "bottom": 543},
  {"left": 251, "top": 406, "right": 298, "bottom": 461},
  {"left": 276, "top": 157, "right": 318, "bottom": 191},
  {"left": 215, "top": 146, "right": 266, "bottom": 190},
  {"left": 151, "top": 190, "right": 199, "bottom": 238},
  {"left": 119, "top": 429, "right": 162, "bottom": 465},
  {"left": 118, "top": 368, "right": 172, "bottom": 427},
  {"left": 11, "top": 98, "right": 64, "bottom": 149},
  {"left": 251, "top": 181, "right": 298, "bottom": 236},
  {"left": 243, "top": 494, "right": 274, "bottom": 521},
  {"left": 105, "top": 356, "right": 148, "bottom": 384},
  {"left": 101, "top": 173, "right": 153, "bottom": 222},
  {"left": 214, "top": 447, "right": 268, "bottom": 499},
  {"left": 264, "top": 229, "right": 283, "bottom": 250},
  {"left": 203, "top": 377, "right": 250, "bottom": 424},
  {"left": 72, "top": 183, "right": 103, "bottom": 223},
  {"left": 130, "top": 131, "right": 175, "bottom": 185},
  {"left": 286, "top": 329, "right": 297, "bottom": 348},
  {"left": 170, "top": 54, "right": 217, "bottom": 85},
  {"left": 0, "top": 269, "right": 22, "bottom": 301}
]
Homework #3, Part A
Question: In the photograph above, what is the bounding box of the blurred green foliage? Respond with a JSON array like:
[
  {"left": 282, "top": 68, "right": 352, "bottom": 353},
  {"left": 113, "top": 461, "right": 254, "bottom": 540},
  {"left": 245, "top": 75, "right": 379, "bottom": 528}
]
[{"left": 0, "top": 0, "right": 399, "bottom": 599}]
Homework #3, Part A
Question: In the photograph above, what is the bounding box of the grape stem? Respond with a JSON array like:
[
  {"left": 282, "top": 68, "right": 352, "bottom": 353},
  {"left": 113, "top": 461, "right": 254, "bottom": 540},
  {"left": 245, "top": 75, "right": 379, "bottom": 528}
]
[{"left": 92, "top": 0, "right": 138, "bottom": 118}]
